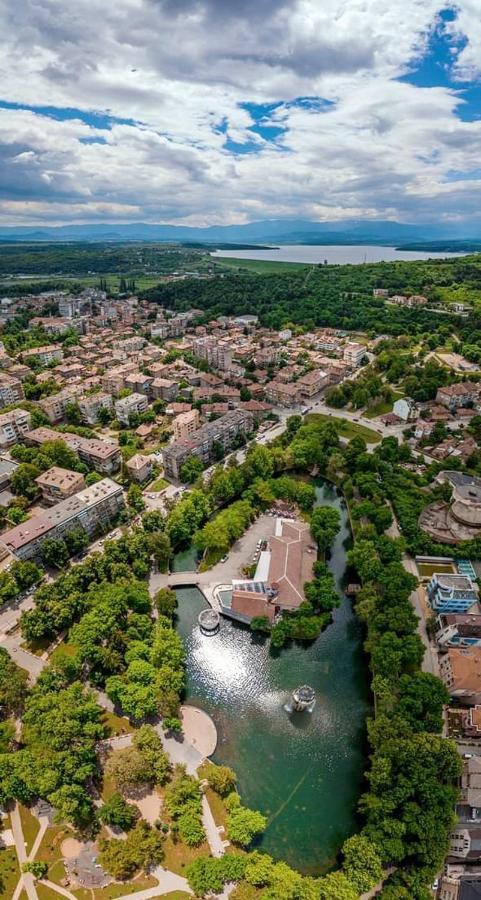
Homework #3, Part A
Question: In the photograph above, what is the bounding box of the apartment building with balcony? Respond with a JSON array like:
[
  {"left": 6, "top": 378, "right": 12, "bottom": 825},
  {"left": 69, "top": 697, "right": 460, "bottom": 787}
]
[
  {"left": 25, "top": 427, "right": 122, "bottom": 475},
  {"left": 78, "top": 392, "right": 114, "bottom": 425},
  {"left": 0, "top": 374, "right": 24, "bottom": 408},
  {"left": 0, "top": 408, "right": 32, "bottom": 447},
  {"left": 0, "top": 478, "right": 125, "bottom": 560},
  {"left": 163, "top": 409, "right": 253, "bottom": 480},
  {"left": 114, "top": 392, "right": 149, "bottom": 425},
  {"left": 21, "top": 344, "right": 64, "bottom": 366}
]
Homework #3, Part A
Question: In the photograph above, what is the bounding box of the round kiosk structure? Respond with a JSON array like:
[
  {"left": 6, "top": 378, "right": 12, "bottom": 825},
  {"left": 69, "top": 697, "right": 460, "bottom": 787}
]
[
  {"left": 292, "top": 685, "right": 316, "bottom": 712},
  {"left": 198, "top": 608, "right": 220, "bottom": 635}
]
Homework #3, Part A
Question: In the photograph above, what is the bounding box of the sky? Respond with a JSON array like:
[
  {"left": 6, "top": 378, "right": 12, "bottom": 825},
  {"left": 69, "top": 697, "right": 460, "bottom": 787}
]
[{"left": 1, "top": 0, "right": 481, "bottom": 227}]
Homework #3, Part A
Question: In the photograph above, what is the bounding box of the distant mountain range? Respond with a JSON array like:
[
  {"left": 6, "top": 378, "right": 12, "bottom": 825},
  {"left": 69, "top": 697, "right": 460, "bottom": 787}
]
[{"left": 1, "top": 218, "right": 481, "bottom": 245}]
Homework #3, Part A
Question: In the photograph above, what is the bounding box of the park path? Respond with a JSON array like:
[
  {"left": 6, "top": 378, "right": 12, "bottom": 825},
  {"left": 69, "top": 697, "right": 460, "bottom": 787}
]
[
  {"left": 386, "top": 502, "right": 439, "bottom": 677},
  {"left": 10, "top": 803, "right": 38, "bottom": 900},
  {"left": 111, "top": 866, "right": 193, "bottom": 899},
  {"left": 201, "top": 794, "right": 227, "bottom": 858}
]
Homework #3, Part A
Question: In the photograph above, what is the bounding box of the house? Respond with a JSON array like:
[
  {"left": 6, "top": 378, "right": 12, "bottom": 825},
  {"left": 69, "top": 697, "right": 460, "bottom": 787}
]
[
  {"left": 126, "top": 453, "right": 153, "bottom": 484},
  {"left": 35, "top": 466, "right": 86, "bottom": 505},
  {"left": 436, "top": 614, "right": 481, "bottom": 649},
  {"left": 0, "top": 408, "right": 32, "bottom": 447},
  {"left": 449, "top": 826, "right": 481, "bottom": 861},
  {"left": 428, "top": 573, "right": 479, "bottom": 614},
  {"left": 440, "top": 647, "right": 481, "bottom": 704},
  {"left": 393, "top": 397, "right": 417, "bottom": 421},
  {"left": 0, "top": 478, "right": 125, "bottom": 560}
]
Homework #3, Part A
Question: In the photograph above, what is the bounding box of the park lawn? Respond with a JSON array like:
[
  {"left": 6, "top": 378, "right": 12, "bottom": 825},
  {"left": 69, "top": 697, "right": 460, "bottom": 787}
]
[
  {"left": 101, "top": 710, "right": 134, "bottom": 738},
  {"left": 147, "top": 477, "right": 169, "bottom": 492},
  {"left": 19, "top": 804, "right": 40, "bottom": 855},
  {"left": 214, "top": 256, "right": 308, "bottom": 274},
  {"left": 162, "top": 836, "right": 211, "bottom": 876},
  {"left": 37, "top": 886, "right": 70, "bottom": 900},
  {"left": 305, "top": 413, "right": 381, "bottom": 443},
  {"left": 364, "top": 391, "right": 403, "bottom": 419},
  {"left": 0, "top": 846, "right": 21, "bottom": 899},
  {"left": 71, "top": 873, "right": 158, "bottom": 900},
  {"left": 35, "top": 824, "right": 72, "bottom": 876}
]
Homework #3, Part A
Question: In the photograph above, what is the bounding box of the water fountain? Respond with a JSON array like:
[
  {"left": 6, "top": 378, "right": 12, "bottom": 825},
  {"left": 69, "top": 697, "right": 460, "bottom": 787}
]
[
  {"left": 290, "top": 685, "right": 316, "bottom": 713},
  {"left": 198, "top": 608, "right": 220, "bottom": 635}
]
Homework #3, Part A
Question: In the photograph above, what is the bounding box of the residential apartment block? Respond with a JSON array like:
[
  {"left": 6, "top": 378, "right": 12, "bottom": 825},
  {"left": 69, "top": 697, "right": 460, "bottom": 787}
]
[
  {"left": 172, "top": 409, "right": 200, "bottom": 442},
  {"left": 78, "top": 392, "right": 114, "bottom": 425},
  {"left": 40, "top": 386, "right": 83, "bottom": 424},
  {"left": 436, "top": 383, "right": 481, "bottom": 411},
  {"left": 0, "top": 478, "right": 125, "bottom": 560},
  {"left": 25, "top": 427, "right": 122, "bottom": 474},
  {"left": 265, "top": 381, "right": 301, "bottom": 407},
  {"left": 440, "top": 647, "right": 481, "bottom": 704},
  {"left": 0, "top": 408, "right": 32, "bottom": 447},
  {"left": 163, "top": 409, "right": 253, "bottom": 480},
  {"left": 35, "top": 466, "right": 86, "bottom": 505},
  {"left": 126, "top": 453, "right": 153, "bottom": 483},
  {"left": 114, "top": 392, "right": 149, "bottom": 425},
  {"left": 0, "top": 374, "right": 24, "bottom": 408},
  {"left": 192, "top": 337, "right": 234, "bottom": 371},
  {"left": 21, "top": 344, "right": 64, "bottom": 366},
  {"left": 343, "top": 342, "right": 366, "bottom": 367}
]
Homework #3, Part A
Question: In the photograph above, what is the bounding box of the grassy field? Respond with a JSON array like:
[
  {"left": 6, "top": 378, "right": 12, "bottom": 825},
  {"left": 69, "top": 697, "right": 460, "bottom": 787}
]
[
  {"left": 146, "top": 476, "right": 169, "bottom": 492},
  {"left": 101, "top": 709, "right": 134, "bottom": 737},
  {"left": 162, "top": 835, "right": 211, "bottom": 876},
  {"left": 364, "top": 391, "right": 403, "bottom": 419},
  {"left": 213, "top": 256, "right": 308, "bottom": 274},
  {"left": 19, "top": 804, "right": 40, "bottom": 855},
  {"left": 0, "top": 846, "right": 20, "bottom": 899},
  {"left": 71, "top": 874, "right": 158, "bottom": 899},
  {"left": 306, "top": 413, "right": 381, "bottom": 443}
]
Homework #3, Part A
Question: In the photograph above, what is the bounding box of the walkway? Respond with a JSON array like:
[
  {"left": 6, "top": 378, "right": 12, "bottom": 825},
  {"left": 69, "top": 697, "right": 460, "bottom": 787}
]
[
  {"left": 387, "top": 503, "right": 439, "bottom": 677},
  {"left": 10, "top": 803, "right": 38, "bottom": 900}
]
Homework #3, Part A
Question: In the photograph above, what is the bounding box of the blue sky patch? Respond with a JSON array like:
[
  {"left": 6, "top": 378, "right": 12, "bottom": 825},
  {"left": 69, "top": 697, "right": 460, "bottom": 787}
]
[
  {"left": 399, "top": 7, "right": 481, "bottom": 122},
  {"left": 0, "top": 100, "right": 138, "bottom": 129}
]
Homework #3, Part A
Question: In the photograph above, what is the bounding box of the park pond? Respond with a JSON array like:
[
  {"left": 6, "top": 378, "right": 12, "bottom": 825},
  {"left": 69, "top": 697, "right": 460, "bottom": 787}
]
[{"left": 173, "top": 480, "right": 370, "bottom": 875}]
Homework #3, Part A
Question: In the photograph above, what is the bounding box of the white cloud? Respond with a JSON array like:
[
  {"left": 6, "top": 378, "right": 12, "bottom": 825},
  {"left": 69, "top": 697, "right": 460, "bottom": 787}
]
[{"left": 0, "top": 0, "right": 481, "bottom": 225}]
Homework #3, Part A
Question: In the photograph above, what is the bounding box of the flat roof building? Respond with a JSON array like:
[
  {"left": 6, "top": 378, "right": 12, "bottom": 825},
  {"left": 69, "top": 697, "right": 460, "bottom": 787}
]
[{"left": 1, "top": 477, "right": 124, "bottom": 560}]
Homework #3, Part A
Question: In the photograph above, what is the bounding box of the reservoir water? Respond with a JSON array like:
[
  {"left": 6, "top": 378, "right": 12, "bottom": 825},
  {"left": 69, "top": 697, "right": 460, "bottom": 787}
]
[
  {"left": 173, "top": 481, "right": 370, "bottom": 874},
  {"left": 211, "top": 243, "right": 467, "bottom": 265}
]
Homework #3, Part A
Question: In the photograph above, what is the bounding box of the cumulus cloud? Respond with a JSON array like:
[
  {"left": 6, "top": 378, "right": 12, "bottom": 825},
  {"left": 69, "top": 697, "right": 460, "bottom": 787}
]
[{"left": 0, "top": 0, "right": 480, "bottom": 224}]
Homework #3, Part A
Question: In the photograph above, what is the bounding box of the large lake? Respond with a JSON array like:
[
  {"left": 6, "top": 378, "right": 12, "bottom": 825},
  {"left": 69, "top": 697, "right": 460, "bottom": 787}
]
[
  {"left": 211, "top": 243, "right": 468, "bottom": 265},
  {"left": 173, "top": 481, "right": 370, "bottom": 874}
]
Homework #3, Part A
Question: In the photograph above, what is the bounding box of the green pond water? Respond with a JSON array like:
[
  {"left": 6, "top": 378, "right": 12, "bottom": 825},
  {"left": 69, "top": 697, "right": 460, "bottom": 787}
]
[{"left": 173, "top": 481, "right": 370, "bottom": 875}]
